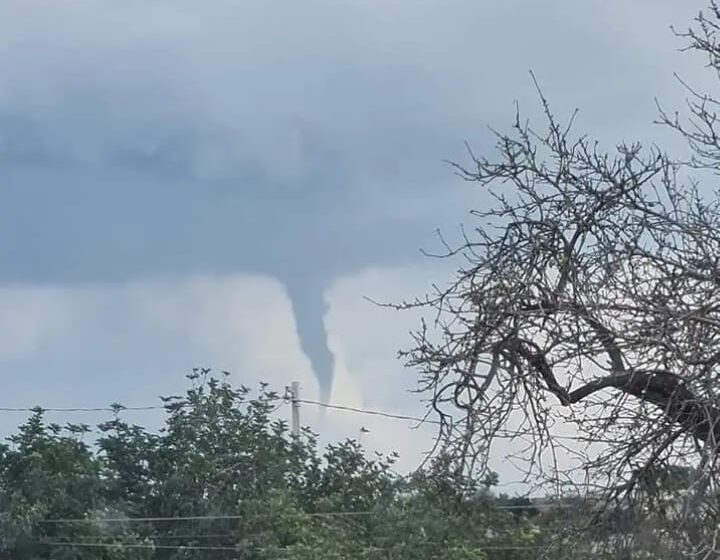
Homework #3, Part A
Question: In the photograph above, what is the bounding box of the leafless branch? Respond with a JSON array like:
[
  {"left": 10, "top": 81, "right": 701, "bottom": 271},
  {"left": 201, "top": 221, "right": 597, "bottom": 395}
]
[{"left": 403, "top": 4, "right": 720, "bottom": 556}]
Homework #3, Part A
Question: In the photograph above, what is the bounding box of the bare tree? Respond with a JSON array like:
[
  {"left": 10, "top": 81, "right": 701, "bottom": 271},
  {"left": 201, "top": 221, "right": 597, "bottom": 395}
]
[{"left": 401, "top": 3, "right": 720, "bottom": 556}]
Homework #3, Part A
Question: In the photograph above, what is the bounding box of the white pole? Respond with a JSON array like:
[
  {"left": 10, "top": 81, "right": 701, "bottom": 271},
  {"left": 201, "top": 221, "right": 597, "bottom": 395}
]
[{"left": 291, "top": 381, "right": 300, "bottom": 437}]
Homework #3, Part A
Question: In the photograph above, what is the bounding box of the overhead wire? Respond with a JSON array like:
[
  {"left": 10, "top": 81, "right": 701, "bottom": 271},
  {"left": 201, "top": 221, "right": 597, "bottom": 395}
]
[
  {"left": 39, "top": 540, "right": 242, "bottom": 552},
  {"left": 297, "top": 398, "right": 589, "bottom": 442},
  {"left": 297, "top": 398, "right": 441, "bottom": 425},
  {"left": 0, "top": 405, "right": 165, "bottom": 413},
  {"left": 39, "top": 500, "right": 587, "bottom": 525},
  {"left": 0, "top": 397, "right": 592, "bottom": 444},
  {"left": 38, "top": 540, "right": 546, "bottom": 552},
  {"left": 41, "top": 511, "right": 376, "bottom": 524},
  {"left": 0, "top": 397, "right": 433, "bottom": 424},
  {"left": 67, "top": 532, "right": 238, "bottom": 540}
]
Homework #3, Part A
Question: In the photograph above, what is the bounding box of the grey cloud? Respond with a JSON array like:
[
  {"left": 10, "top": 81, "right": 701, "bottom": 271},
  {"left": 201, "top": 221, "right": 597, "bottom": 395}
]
[{"left": 0, "top": 0, "right": 709, "bottom": 398}]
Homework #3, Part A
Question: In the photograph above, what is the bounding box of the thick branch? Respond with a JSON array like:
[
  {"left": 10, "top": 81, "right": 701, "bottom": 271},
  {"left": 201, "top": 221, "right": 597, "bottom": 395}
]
[
  {"left": 569, "top": 371, "right": 720, "bottom": 444},
  {"left": 511, "top": 337, "right": 720, "bottom": 444}
]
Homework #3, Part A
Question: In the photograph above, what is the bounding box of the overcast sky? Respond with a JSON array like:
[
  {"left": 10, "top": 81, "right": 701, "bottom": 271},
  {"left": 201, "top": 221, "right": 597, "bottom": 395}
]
[{"left": 0, "top": 0, "right": 712, "bottom": 480}]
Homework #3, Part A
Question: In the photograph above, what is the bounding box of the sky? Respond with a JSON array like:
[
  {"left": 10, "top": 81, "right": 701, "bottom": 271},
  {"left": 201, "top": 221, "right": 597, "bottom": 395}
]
[{"left": 0, "top": 0, "right": 712, "bottom": 480}]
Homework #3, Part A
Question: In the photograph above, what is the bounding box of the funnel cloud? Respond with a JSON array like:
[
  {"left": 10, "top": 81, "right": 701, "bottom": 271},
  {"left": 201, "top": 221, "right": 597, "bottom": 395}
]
[{"left": 284, "top": 277, "right": 335, "bottom": 403}]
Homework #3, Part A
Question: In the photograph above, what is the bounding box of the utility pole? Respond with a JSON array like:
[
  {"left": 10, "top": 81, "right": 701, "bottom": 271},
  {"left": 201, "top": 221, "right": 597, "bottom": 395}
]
[{"left": 290, "top": 381, "right": 300, "bottom": 437}]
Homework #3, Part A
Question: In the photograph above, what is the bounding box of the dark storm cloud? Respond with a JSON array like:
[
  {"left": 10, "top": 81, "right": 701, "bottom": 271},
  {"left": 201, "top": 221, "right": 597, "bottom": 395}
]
[{"left": 0, "top": 0, "right": 707, "bottom": 396}]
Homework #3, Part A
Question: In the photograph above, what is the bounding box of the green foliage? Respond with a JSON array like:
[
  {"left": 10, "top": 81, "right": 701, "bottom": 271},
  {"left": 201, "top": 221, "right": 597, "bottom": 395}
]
[{"left": 0, "top": 372, "right": 543, "bottom": 559}]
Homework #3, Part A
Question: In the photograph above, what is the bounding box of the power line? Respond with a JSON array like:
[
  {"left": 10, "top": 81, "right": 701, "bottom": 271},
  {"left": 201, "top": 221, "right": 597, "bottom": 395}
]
[
  {"left": 39, "top": 540, "right": 241, "bottom": 552},
  {"left": 297, "top": 398, "right": 589, "bottom": 442},
  {"left": 0, "top": 397, "right": 438, "bottom": 426},
  {"left": 0, "top": 400, "right": 288, "bottom": 415},
  {"left": 41, "top": 511, "right": 377, "bottom": 524},
  {"left": 38, "top": 540, "right": 545, "bottom": 552},
  {"left": 0, "top": 396, "right": 593, "bottom": 443},
  {"left": 69, "top": 532, "right": 237, "bottom": 540},
  {"left": 298, "top": 398, "right": 442, "bottom": 425},
  {"left": 0, "top": 405, "right": 166, "bottom": 413},
  {"left": 40, "top": 502, "right": 585, "bottom": 524}
]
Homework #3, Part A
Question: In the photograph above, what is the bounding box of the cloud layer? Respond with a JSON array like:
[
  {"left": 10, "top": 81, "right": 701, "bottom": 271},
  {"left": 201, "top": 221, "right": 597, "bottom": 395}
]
[{"left": 0, "top": 0, "right": 713, "bottom": 480}]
